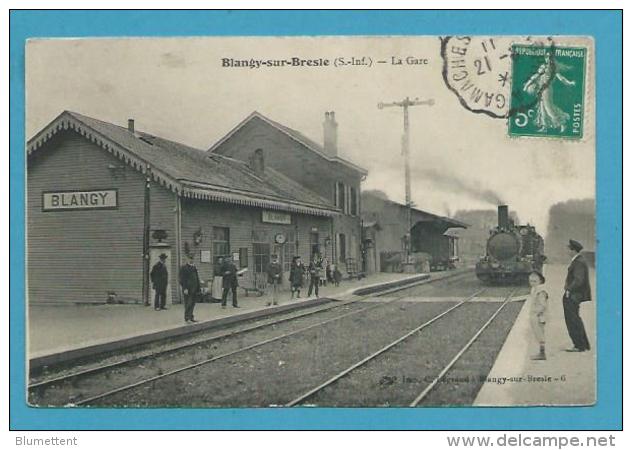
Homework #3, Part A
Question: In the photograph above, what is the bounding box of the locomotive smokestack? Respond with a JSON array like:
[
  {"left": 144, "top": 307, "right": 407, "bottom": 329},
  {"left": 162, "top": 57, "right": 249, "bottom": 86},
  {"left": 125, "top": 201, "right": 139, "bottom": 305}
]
[{"left": 498, "top": 205, "right": 509, "bottom": 229}]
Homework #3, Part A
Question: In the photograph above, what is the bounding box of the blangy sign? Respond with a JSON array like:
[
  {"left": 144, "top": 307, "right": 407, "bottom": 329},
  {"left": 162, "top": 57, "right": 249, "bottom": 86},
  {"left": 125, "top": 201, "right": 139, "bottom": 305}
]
[
  {"left": 262, "top": 210, "right": 291, "bottom": 225},
  {"left": 42, "top": 189, "right": 118, "bottom": 211}
]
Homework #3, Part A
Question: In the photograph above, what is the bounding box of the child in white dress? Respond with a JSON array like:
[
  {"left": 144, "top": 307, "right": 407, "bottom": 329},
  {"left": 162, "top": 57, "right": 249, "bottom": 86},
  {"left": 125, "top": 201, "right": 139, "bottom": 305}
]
[{"left": 528, "top": 270, "right": 549, "bottom": 360}]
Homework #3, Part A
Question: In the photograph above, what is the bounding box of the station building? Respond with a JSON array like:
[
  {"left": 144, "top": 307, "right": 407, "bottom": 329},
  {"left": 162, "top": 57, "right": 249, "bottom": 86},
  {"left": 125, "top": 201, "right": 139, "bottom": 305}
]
[
  {"left": 208, "top": 111, "right": 367, "bottom": 275},
  {"left": 361, "top": 191, "right": 467, "bottom": 273},
  {"left": 27, "top": 111, "right": 358, "bottom": 304}
]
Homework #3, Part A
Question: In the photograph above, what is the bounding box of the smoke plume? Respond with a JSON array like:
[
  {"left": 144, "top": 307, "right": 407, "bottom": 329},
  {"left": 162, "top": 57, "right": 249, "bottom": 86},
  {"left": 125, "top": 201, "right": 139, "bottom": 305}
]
[{"left": 414, "top": 168, "right": 505, "bottom": 206}]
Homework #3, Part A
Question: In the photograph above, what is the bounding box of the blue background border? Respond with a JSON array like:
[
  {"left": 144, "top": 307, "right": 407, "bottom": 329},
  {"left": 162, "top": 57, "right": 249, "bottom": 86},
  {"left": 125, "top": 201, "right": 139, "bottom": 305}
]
[{"left": 9, "top": 10, "right": 622, "bottom": 430}]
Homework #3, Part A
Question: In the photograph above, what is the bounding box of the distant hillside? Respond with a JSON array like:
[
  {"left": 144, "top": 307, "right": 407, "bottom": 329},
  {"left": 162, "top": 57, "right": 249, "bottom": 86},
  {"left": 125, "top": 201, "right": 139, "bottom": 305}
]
[
  {"left": 362, "top": 189, "right": 389, "bottom": 201},
  {"left": 545, "top": 199, "right": 595, "bottom": 263}
]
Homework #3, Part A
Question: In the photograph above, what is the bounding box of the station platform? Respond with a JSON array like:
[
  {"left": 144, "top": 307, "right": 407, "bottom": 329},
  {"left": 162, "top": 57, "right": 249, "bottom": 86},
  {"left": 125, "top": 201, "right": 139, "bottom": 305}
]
[
  {"left": 474, "top": 263, "right": 596, "bottom": 406},
  {"left": 28, "top": 270, "right": 466, "bottom": 370}
]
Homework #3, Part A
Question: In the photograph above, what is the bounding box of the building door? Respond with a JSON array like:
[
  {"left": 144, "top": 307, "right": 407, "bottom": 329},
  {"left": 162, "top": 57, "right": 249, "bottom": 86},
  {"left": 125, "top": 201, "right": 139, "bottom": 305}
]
[
  {"left": 212, "top": 226, "right": 231, "bottom": 273},
  {"left": 338, "top": 233, "right": 346, "bottom": 263},
  {"left": 367, "top": 244, "right": 377, "bottom": 274},
  {"left": 349, "top": 234, "right": 357, "bottom": 261},
  {"left": 450, "top": 237, "right": 459, "bottom": 259},
  {"left": 252, "top": 242, "right": 270, "bottom": 292},
  {"left": 149, "top": 247, "right": 173, "bottom": 304}
]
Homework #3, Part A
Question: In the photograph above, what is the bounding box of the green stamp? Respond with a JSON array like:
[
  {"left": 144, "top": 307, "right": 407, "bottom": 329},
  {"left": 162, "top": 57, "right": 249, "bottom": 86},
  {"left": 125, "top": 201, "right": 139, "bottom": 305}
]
[{"left": 509, "top": 44, "right": 586, "bottom": 139}]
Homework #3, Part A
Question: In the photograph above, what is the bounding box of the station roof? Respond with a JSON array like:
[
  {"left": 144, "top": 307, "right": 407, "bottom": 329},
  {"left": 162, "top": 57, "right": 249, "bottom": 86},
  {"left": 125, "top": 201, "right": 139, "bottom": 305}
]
[
  {"left": 411, "top": 209, "right": 469, "bottom": 230},
  {"left": 208, "top": 111, "right": 368, "bottom": 176},
  {"left": 27, "top": 111, "right": 339, "bottom": 217},
  {"left": 363, "top": 194, "right": 468, "bottom": 230}
]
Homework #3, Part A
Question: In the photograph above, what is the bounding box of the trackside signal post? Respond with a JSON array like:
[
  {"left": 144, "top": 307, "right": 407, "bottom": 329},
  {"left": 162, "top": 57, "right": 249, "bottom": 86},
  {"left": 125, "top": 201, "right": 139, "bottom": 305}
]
[{"left": 377, "top": 97, "right": 434, "bottom": 267}]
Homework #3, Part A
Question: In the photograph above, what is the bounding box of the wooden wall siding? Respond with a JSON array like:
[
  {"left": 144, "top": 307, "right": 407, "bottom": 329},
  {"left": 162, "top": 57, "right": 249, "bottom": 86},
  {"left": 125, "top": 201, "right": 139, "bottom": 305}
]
[
  {"left": 27, "top": 131, "right": 177, "bottom": 304},
  {"left": 210, "top": 117, "right": 363, "bottom": 268},
  {"left": 180, "top": 198, "right": 331, "bottom": 290}
]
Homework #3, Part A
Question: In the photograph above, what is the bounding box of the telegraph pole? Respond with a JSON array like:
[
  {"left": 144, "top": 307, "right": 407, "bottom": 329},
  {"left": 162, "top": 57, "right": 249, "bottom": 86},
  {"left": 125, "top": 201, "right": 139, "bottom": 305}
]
[{"left": 378, "top": 97, "right": 434, "bottom": 264}]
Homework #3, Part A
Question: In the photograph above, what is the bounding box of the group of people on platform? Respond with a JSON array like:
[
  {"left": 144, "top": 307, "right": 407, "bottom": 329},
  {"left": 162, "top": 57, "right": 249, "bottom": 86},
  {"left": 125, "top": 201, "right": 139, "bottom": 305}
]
[
  {"left": 287, "top": 254, "right": 343, "bottom": 301},
  {"left": 149, "top": 252, "right": 344, "bottom": 324},
  {"left": 151, "top": 238, "right": 593, "bottom": 353},
  {"left": 525, "top": 239, "right": 592, "bottom": 361}
]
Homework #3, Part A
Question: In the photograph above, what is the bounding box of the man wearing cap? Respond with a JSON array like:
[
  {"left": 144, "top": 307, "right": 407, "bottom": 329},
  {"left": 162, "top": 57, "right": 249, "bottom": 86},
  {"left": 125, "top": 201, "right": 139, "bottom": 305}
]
[
  {"left": 150, "top": 253, "right": 169, "bottom": 311},
  {"left": 563, "top": 239, "right": 592, "bottom": 352}
]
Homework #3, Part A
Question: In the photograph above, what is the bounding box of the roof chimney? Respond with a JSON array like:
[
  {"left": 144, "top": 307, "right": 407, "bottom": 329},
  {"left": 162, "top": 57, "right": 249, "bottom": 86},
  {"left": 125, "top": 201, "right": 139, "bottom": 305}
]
[
  {"left": 128, "top": 119, "right": 135, "bottom": 133},
  {"left": 323, "top": 111, "right": 338, "bottom": 157}
]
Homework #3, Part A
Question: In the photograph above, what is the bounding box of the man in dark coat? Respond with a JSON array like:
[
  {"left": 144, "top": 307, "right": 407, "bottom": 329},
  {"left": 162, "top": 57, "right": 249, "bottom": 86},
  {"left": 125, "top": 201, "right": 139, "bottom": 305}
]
[
  {"left": 221, "top": 255, "right": 239, "bottom": 308},
  {"left": 307, "top": 254, "right": 323, "bottom": 298},
  {"left": 266, "top": 254, "right": 283, "bottom": 306},
  {"left": 150, "top": 253, "right": 169, "bottom": 311},
  {"left": 563, "top": 239, "right": 592, "bottom": 352},
  {"left": 179, "top": 254, "right": 200, "bottom": 323}
]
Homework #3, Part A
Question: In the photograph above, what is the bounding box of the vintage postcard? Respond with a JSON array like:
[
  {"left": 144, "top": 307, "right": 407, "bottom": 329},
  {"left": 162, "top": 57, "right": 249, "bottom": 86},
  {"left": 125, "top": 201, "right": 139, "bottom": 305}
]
[{"left": 25, "top": 35, "right": 595, "bottom": 408}]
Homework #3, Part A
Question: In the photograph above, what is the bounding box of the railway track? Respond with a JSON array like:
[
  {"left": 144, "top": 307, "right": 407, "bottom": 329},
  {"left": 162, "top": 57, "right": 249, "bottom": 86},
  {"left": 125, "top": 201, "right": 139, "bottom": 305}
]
[
  {"left": 29, "top": 270, "right": 473, "bottom": 406},
  {"left": 286, "top": 288, "right": 517, "bottom": 407},
  {"left": 29, "top": 301, "right": 356, "bottom": 388},
  {"left": 410, "top": 289, "right": 515, "bottom": 406}
]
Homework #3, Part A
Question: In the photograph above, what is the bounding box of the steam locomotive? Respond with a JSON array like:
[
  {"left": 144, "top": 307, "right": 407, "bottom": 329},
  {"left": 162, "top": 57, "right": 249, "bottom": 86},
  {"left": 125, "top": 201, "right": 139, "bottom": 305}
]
[{"left": 475, "top": 205, "right": 546, "bottom": 285}]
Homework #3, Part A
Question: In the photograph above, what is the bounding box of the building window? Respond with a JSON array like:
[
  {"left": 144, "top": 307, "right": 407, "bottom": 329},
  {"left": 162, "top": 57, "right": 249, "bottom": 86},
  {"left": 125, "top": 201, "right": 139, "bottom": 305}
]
[
  {"left": 310, "top": 232, "right": 320, "bottom": 259},
  {"left": 335, "top": 181, "right": 345, "bottom": 211},
  {"left": 212, "top": 226, "right": 230, "bottom": 270},
  {"left": 350, "top": 187, "right": 357, "bottom": 216},
  {"left": 252, "top": 229, "right": 268, "bottom": 243},
  {"left": 239, "top": 247, "right": 249, "bottom": 269},
  {"left": 248, "top": 148, "right": 265, "bottom": 175},
  {"left": 253, "top": 243, "right": 270, "bottom": 273},
  {"left": 281, "top": 231, "right": 296, "bottom": 272},
  {"left": 338, "top": 233, "right": 346, "bottom": 262}
]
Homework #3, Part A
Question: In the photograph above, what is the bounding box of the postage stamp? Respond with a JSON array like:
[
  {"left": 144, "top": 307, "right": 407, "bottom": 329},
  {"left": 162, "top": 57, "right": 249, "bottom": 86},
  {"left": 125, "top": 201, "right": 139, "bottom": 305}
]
[{"left": 508, "top": 44, "right": 587, "bottom": 139}]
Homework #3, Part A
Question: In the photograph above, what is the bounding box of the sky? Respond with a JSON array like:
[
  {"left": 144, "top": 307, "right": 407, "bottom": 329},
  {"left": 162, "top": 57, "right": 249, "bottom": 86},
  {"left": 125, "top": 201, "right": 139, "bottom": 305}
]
[{"left": 25, "top": 36, "right": 595, "bottom": 231}]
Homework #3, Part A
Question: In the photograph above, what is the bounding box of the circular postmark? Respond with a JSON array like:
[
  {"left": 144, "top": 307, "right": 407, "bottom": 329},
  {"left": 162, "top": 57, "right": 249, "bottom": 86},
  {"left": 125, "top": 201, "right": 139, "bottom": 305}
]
[{"left": 441, "top": 36, "right": 519, "bottom": 118}]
